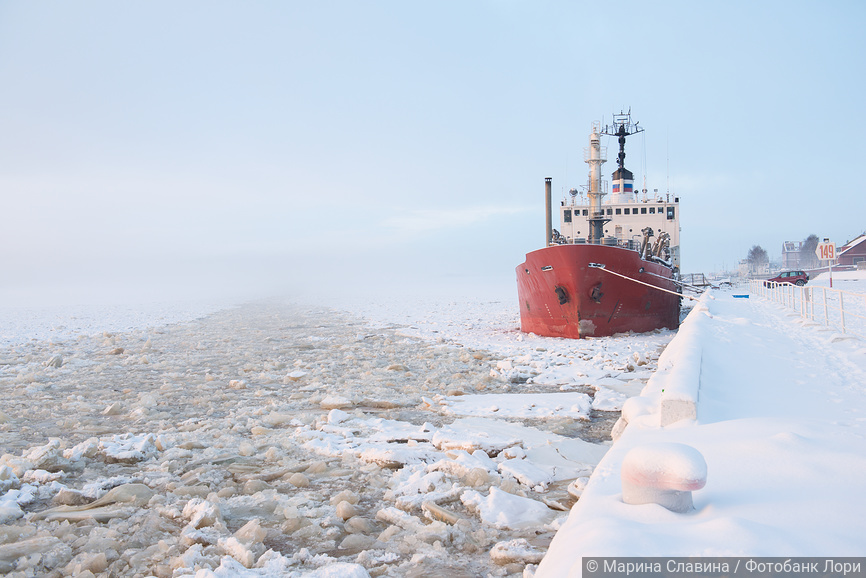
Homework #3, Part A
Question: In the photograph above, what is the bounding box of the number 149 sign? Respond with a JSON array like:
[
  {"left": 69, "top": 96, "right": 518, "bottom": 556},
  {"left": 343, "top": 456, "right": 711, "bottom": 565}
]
[{"left": 816, "top": 241, "right": 836, "bottom": 261}]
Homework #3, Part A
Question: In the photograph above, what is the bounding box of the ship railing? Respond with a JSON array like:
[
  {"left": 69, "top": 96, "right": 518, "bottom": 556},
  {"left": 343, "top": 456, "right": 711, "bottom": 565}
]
[
  {"left": 749, "top": 280, "right": 866, "bottom": 339},
  {"left": 681, "top": 273, "right": 710, "bottom": 287},
  {"left": 568, "top": 237, "right": 640, "bottom": 251}
]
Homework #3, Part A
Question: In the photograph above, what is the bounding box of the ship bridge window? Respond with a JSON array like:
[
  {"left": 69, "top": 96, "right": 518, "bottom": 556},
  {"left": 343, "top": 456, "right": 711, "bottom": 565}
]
[
  {"left": 582, "top": 209, "right": 588, "bottom": 216},
  {"left": 624, "top": 208, "right": 631, "bottom": 215},
  {"left": 615, "top": 208, "right": 621, "bottom": 215},
  {"left": 666, "top": 206, "right": 676, "bottom": 220},
  {"left": 649, "top": 207, "right": 655, "bottom": 214},
  {"left": 606, "top": 208, "right": 612, "bottom": 215},
  {"left": 564, "top": 209, "right": 572, "bottom": 223},
  {"left": 641, "top": 207, "right": 647, "bottom": 214}
]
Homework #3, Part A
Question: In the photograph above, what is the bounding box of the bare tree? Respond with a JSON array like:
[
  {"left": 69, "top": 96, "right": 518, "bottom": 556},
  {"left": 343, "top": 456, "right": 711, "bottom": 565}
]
[
  {"left": 800, "top": 234, "right": 819, "bottom": 269},
  {"left": 746, "top": 245, "right": 768, "bottom": 267}
]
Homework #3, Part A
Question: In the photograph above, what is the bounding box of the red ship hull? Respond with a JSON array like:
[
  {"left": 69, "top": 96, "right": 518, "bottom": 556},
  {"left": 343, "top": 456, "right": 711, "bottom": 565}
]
[{"left": 516, "top": 244, "right": 680, "bottom": 338}]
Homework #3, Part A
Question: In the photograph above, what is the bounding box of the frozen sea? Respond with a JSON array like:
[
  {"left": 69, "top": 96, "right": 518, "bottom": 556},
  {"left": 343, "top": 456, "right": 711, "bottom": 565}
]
[{"left": 0, "top": 278, "right": 682, "bottom": 577}]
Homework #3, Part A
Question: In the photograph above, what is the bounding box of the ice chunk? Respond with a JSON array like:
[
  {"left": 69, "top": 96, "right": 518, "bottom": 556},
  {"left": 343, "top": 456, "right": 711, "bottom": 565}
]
[
  {"left": 23, "top": 439, "right": 70, "bottom": 472},
  {"left": 263, "top": 412, "right": 294, "bottom": 427},
  {"left": 375, "top": 506, "right": 449, "bottom": 543},
  {"left": 359, "top": 446, "right": 429, "bottom": 468},
  {"left": 234, "top": 518, "right": 267, "bottom": 544},
  {"left": 321, "top": 395, "right": 352, "bottom": 409},
  {"left": 440, "top": 392, "right": 592, "bottom": 420},
  {"left": 335, "top": 501, "right": 357, "bottom": 520},
  {"left": 0, "top": 489, "right": 24, "bottom": 523},
  {"left": 218, "top": 535, "right": 261, "bottom": 568},
  {"left": 327, "top": 409, "right": 350, "bottom": 424},
  {"left": 428, "top": 449, "right": 497, "bottom": 480},
  {"left": 461, "top": 487, "right": 555, "bottom": 530},
  {"left": 0, "top": 465, "right": 19, "bottom": 493},
  {"left": 22, "top": 469, "right": 63, "bottom": 484},
  {"left": 329, "top": 489, "right": 360, "bottom": 506},
  {"left": 566, "top": 476, "right": 590, "bottom": 499},
  {"left": 305, "top": 562, "right": 371, "bottom": 577},
  {"left": 63, "top": 437, "right": 100, "bottom": 461},
  {"left": 344, "top": 516, "right": 376, "bottom": 534},
  {"left": 288, "top": 473, "right": 310, "bottom": 487},
  {"left": 422, "top": 501, "right": 463, "bottom": 525},
  {"left": 498, "top": 458, "right": 553, "bottom": 490},
  {"left": 0, "top": 537, "right": 71, "bottom": 571},
  {"left": 591, "top": 387, "right": 628, "bottom": 411},
  {"left": 522, "top": 440, "right": 604, "bottom": 482},
  {"left": 490, "top": 538, "right": 545, "bottom": 565},
  {"left": 99, "top": 433, "right": 159, "bottom": 463},
  {"left": 31, "top": 483, "right": 154, "bottom": 522},
  {"left": 339, "top": 533, "right": 374, "bottom": 550},
  {"left": 102, "top": 402, "right": 123, "bottom": 416},
  {"left": 183, "top": 497, "right": 225, "bottom": 529},
  {"left": 432, "top": 424, "right": 521, "bottom": 455}
]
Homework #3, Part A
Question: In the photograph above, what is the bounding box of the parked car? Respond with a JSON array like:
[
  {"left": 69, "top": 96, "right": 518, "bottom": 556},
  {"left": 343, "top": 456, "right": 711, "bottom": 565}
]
[{"left": 765, "top": 270, "right": 809, "bottom": 286}]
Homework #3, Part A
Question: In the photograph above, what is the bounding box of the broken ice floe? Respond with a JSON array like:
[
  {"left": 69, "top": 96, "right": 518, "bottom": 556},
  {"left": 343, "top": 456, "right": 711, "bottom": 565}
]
[
  {"left": 461, "top": 487, "right": 555, "bottom": 530},
  {"left": 0, "top": 301, "right": 675, "bottom": 576},
  {"left": 439, "top": 392, "right": 593, "bottom": 420},
  {"left": 490, "top": 537, "right": 546, "bottom": 565}
]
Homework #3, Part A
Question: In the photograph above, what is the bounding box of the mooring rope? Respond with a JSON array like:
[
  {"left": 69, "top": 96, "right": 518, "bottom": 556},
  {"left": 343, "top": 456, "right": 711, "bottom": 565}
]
[
  {"left": 643, "top": 270, "right": 706, "bottom": 294},
  {"left": 590, "top": 265, "right": 701, "bottom": 302}
]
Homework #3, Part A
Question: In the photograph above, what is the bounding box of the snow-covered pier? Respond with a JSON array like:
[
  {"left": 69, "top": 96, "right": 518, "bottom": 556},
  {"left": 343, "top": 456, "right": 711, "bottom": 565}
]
[{"left": 537, "top": 282, "right": 866, "bottom": 575}]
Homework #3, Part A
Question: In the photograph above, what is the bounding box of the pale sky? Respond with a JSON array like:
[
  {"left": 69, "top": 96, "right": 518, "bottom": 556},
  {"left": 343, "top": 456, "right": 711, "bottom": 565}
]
[{"left": 2, "top": 1, "right": 864, "bottom": 303}]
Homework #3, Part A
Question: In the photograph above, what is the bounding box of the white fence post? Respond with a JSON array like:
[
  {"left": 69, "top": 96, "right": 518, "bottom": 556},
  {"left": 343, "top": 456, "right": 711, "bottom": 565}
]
[
  {"left": 823, "top": 288, "right": 829, "bottom": 326},
  {"left": 840, "top": 291, "right": 846, "bottom": 334},
  {"left": 749, "top": 281, "right": 863, "bottom": 339},
  {"left": 801, "top": 287, "right": 807, "bottom": 320}
]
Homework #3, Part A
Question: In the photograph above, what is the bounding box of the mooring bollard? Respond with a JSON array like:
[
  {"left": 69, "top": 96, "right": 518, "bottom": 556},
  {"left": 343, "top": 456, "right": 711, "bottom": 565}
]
[{"left": 621, "top": 442, "right": 707, "bottom": 513}]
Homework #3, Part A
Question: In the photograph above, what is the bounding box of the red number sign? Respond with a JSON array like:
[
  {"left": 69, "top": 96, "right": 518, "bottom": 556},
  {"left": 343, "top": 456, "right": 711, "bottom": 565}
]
[{"left": 816, "top": 242, "right": 836, "bottom": 261}]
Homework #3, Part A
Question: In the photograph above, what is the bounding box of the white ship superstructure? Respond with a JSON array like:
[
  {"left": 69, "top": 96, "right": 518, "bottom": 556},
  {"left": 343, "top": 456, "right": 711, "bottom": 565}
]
[
  {"left": 554, "top": 116, "right": 681, "bottom": 271},
  {"left": 558, "top": 191, "right": 681, "bottom": 269}
]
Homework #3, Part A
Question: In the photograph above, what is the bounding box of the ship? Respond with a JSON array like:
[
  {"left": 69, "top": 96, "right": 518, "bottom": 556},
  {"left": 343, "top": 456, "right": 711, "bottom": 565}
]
[{"left": 516, "top": 112, "right": 682, "bottom": 338}]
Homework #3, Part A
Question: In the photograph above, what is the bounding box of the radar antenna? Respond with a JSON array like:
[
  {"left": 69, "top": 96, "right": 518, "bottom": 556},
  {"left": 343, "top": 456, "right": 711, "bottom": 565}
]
[{"left": 602, "top": 109, "right": 644, "bottom": 172}]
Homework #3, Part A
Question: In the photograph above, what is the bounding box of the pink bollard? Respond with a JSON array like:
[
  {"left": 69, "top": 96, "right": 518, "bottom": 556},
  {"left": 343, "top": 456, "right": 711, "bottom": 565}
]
[{"left": 621, "top": 443, "right": 707, "bottom": 513}]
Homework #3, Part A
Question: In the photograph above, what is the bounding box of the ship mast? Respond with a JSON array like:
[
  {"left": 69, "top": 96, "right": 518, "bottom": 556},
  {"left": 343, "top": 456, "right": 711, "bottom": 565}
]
[
  {"left": 603, "top": 110, "right": 643, "bottom": 173},
  {"left": 584, "top": 122, "right": 608, "bottom": 244},
  {"left": 597, "top": 110, "right": 643, "bottom": 234}
]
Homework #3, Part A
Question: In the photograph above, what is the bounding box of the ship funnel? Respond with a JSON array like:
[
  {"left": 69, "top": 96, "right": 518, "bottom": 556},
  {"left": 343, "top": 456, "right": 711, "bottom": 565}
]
[{"left": 545, "top": 177, "right": 552, "bottom": 246}]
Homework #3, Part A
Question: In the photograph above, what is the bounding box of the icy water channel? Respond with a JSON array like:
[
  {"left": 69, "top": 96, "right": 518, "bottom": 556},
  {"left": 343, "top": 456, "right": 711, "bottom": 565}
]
[{"left": 0, "top": 300, "right": 672, "bottom": 577}]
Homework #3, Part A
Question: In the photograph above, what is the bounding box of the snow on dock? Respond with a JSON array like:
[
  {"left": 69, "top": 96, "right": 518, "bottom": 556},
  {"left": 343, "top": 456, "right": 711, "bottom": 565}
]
[{"left": 537, "top": 280, "right": 866, "bottom": 576}]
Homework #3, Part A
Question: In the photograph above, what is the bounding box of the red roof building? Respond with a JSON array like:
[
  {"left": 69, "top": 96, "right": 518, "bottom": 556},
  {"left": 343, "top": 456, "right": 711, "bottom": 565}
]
[{"left": 837, "top": 234, "right": 866, "bottom": 268}]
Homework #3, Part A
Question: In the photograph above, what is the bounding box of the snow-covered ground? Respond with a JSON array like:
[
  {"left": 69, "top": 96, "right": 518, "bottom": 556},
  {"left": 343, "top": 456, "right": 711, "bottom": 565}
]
[
  {"left": 538, "top": 274, "right": 866, "bottom": 576},
  {"left": 812, "top": 269, "right": 866, "bottom": 292},
  {"left": 0, "top": 279, "right": 680, "bottom": 577}
]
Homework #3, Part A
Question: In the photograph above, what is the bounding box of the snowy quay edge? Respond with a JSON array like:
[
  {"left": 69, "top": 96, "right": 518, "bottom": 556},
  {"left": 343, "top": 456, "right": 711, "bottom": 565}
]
[{"left": 536, "top": 286, "right": 866, "bottom": 576}]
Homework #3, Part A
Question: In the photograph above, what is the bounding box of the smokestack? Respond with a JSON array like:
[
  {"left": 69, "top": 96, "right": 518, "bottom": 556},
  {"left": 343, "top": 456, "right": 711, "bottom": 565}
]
[{"left": 545, "top": 177, "right": 552, "bottom": 246}]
